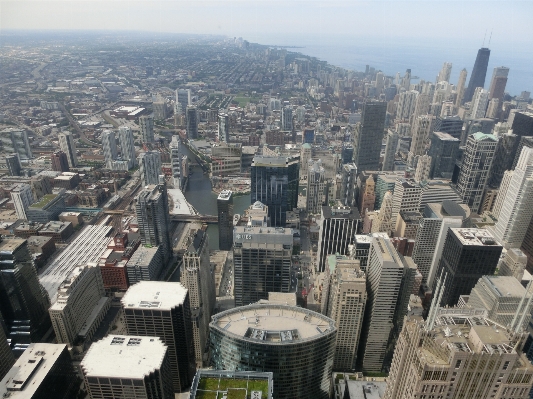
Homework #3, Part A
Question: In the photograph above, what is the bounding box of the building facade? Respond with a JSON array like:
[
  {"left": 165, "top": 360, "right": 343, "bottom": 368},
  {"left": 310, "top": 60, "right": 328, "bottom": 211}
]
[{"left": 217, "top": 190, "right": 234, "bottom": 250}]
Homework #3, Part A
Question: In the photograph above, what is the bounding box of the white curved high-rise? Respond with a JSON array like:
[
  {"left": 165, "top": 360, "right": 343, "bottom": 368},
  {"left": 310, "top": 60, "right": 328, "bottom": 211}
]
[{"left": 492, "top": 146, "right": 533, "bottom": 249}]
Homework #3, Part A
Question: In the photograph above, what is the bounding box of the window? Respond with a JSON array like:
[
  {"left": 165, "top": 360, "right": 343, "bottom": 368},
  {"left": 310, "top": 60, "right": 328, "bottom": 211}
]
[{"left": 455, "top": 360, "right": 462, "bottom": 369}]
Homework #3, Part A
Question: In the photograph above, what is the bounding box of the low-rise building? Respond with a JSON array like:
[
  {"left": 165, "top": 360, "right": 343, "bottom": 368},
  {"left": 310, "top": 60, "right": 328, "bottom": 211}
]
[
  {"left": 59, "top": 211, "right": 83, "bottom": 227},
  {"left": 39, "top": 220, "right": 74, "bottom": 243},
  {"left": 14, "top": 221, "right": 44, "bottom": 238},
  {"left": 190, "top": 370, "right": 273, "bottom": 399},
  {"left": 27, "top": 235, "right": 56, "bottom": 268},
  {"left": 26, "top": 192, "right": 65, "bottom": 223}
]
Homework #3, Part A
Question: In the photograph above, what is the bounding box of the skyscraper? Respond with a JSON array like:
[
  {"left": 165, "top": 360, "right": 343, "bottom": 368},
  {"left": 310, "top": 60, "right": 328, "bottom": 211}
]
[
  {"left": 81, "top": 335, "right": 174, "bottom": 398},
  {"left": 233, "top": 226, "right": 293, "bottom": 306},
  {"left": 353, "top": 100, "right": 387, "bottom": 171},
  {"left": 250, "top": 155, "right": 299, "bottom": 227},
  {"left": 488, "top": 66, "right": 510, "bottom": 102},
  {"left": 463, "top": 47, "right": 491, "bottom": 104},
  {"left": 432, "top": 228, "right": 502, "bottom": 306},
  {"left": 488, "top": 132, "right": 519, "bottom": 188},
  {"left": 511, "top": 111, "right": 533, "bottom": 137},
  {"left": 49, "top": 265, "right": 109, "bottom": 347},
  {"left": 372, "top": 190, "right": 394, "bottom": 235},
  {"left": 382, "top": 130, "right": 399, "bottom": 171},
  {"left": 135, "top": 182, "right": 172, "bottom": 264},
  {"left": 51, "top": 151, "right": 69, "bottom": 172},
  {"left": 414, "top": 154, "right": 431, "bottom": 182},
  {"left": 0, "top": 238, "right": 51, "bottom": 342},
  {"left": 357, "top": 236, "right": 416, "bottom": 372},
  {"left": 409, "top": 115, "right": 432, "bottom": 157},
  {"left": 306, "top": 160, "right": 326, "bottom": 214},
  {"left": 11, "top": 183, "right": 34, "bottom": 220},
  {"left": 217, "top": 113, "right": 229, "bottom": 143},
  {"left": 323, "top": 255, "right": 367, "bottom": 371},
  {"left": 1, "top": 343, "right": 79, "bottom": 399},
  {"left": 281, "top": 105, "right": 293, "bottom": 131},
  {"left": 181, "top": 228, "right": 215, "bottom": 367},
  {"left": 454, "top": 68, "right": 468, "bottom": 107},
  {"left": 428, "top": 131, "right": 460, "bottom": 179},
  {"left": 317, "top": 206, "right": 360, "bottom": 272},
  {"left": 396, "top": 90, "right": 418, "bottom": 121},
  {"left": 411, "top": 202, "right": 468, "bottom": 285},
  {"left": 433, "top": 115, "right": 463, "bottom": 139},
  {"left": 492, "top": 147, "right": 533, "bottom": 249},
  {"left": 101, "top": 129, "right": 118, "bottom": 169},
  {"left": 169, "top": 135, "right": 183, "bottom": 188},
  {"left": 0, "top": 323, "right": 14, "bottom": 381},
  {"left": 186, "top": 105, "right": 198, "bottom": 139},
  {"left": 210, "top": 304, "right": 336, "bottom": 399},
  {"left": 138, "top": 151, "right": 162, "bottom": 186},
  {"left": 217, "top": 190, "right": 234, "bottom": 250},
  {"left": 122, "top": 282, "right": 196, "bottom": 392},
  {"left": 437, "top": 61, "right": 452, "bottom": 83},
  {"left": 456, "top": 132, "right": 498, "bottom": 213},
  {"left": 299, "top": 143, "right": 312, "bottom": 178},
  {"left": 470, "top": 87, "right": 490, "bottom": 119},
  {"left": 176, "top": 88, "right": 191, "bottom": 113},
  {"left": 384, "top": 313, "right": 533, "bottom": 399},
  {"left": 139, "top": 115, "right": 155, "bottom": 143},
  {"left": 340, "top": 163, "right": 358, "bottom": 207},
  {"left": 5, "top": 153, "right": 21, "bottom": 176},
  {"left": 118, "top": 125, "right": 137, "bottom": 169},
  {"left": 58, "top": 132, "right": 78, "bottom": 168}
]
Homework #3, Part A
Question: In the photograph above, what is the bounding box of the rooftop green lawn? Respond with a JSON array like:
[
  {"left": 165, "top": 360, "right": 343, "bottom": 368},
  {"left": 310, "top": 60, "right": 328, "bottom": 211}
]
[
  {"left": 227, "top": 389, "right": 247, "bottom": 399},
  {"left": 232, "top": 97, "right": 251, "bottom": 107},
  {"left": 218, "top": 378, "right": 248, "bottom": 390},
  {"left": 30, "top": 194, "right": 58, "bottom": 209},
  {"left": 197, "top": 377, "right": 220, "bottom": 391},
  {"left": 194, "top": 392, "right": 217, "bottom": 399}
]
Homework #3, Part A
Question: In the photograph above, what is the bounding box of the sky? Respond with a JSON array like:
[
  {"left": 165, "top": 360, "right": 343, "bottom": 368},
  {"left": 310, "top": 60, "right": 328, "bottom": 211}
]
[
  {"left": 2, "top": 0, "right": 533, "bottom": 44},
  {"left": 1, "top": 1, "right": 533, "bottom": 93}
]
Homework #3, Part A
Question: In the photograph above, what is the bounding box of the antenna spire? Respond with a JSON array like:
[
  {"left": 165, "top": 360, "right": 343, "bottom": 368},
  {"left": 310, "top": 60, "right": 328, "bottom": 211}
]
[
  {"left": 488, "top": 30, "right": 493, "bottom": 47},
  {"left": 482, "top": 30, "right": 487, "bottom": 47}
]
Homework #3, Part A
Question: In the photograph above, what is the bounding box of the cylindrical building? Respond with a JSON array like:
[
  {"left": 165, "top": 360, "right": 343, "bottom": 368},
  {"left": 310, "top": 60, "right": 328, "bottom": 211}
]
[{"left": 209, "top": 303, "right": 336, "bottom": 399}]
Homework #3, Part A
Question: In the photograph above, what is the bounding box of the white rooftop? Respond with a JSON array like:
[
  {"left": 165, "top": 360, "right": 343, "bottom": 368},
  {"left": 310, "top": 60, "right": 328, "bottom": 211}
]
[
  {"left": 168, "top": 188, "right": 194, "bottom": 216},
  {"left": 122, "top": 281, "right": 188, "bottom": 310},
  {"left": 211, "top": 304, "right": 335, "bottom": 342},
  {"left": 451, "top": 228, "right": 500, "bottom": 246},
  {"left": 81, "top": 335, "right": 167, "bottom": 379}
]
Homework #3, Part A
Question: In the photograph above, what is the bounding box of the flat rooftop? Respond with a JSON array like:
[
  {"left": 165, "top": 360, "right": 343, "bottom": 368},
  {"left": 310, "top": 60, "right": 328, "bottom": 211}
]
[
  {"left": 217, "top": 190, "right": 233, "bottom": 200},
  {"left": 168, "top": 188, "right": 194, "bottom": 216},
  {"left": 481, "top": 275, "right": 527, "bottom": 298},
  {"left": 451, "top": 228, "right": 500, "bottom": 246},
  {"left": 30, "top": 194, "right": 59, "bottom": 209},
  {"left": 39, "top": 224, "right": 113, "bottom": 303},
  {"left": 0, "top": 343, "right": 68, "bottom": 397},
  {"left": 126, "top": 245, "right": 160, "bottom": 267},
  {"left": 81, "top": 335, "right": 167, "bottom": 379},
  {"left": 191, "top": 370, "right": 273, "bottom": 399},
  {"left": 211, "top": 304, "right": 335, "bottom": 343},
  {"left": 122, "top": 281, "right": 188, "bottom": 310},
  {"left": 0, "top": 237, "right": 26, "bottom": 253}
]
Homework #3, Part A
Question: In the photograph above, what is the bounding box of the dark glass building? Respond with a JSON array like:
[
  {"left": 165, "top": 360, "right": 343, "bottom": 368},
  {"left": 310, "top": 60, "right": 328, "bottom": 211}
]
[
  {"left": 432, "top": 228, "right": 502, "bottom": 307},
  {"left": 511, "top": 111, "right": 533, "bottom": 137},
  {"left": 512, "top": 136, "right": 533, "bottom": 170},
  {"left": 488, "top": 132, "right": 519, "bottom": 188},
  {"left": 250, "top": 155, "right": 299, "bottom": 227},
  {"left": 353, "top": 100, "right": 387, "bottom": 171},
  {"left": 210, "top": 304, "right": 336, "bottom": 399},
  {"left": 463, "top": 47, "right": 491, "bottom": 104},
  {"left": 51, "top": 151, "right": 69, "bottom": 172},
  {"left": 217, "top": 190, "right": 234, "bottom": 251},
  {"left": 433, "top": 116, "right": 464, "bottom": 140},
  {"left": 428, "top": 132, "right": 461, "bottom": 179},
  {"left": 0, "top": 238, "right": 51, "bottom": 344},
  {"left": 186, "top": 105, "right": 198, "bottom": 139}
]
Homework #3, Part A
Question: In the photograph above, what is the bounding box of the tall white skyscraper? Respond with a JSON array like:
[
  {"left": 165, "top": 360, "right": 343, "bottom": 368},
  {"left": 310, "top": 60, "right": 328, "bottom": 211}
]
[
  {"left": 139, "top": 115, "right": 155, "bottom": 143},
  {"left": 118, "top": 126, "right": 137, "bottom": 169},
  {"left": 138, "top": 151, "right": 162, "bottom": 186},
  {"left": 281, "top": 105, "right": 293, "bottom": 131},
  {"left": 11, "top": 183, "right": 34, "bottom": 220},
  {"left": 492, "top": 170, "right": 513, "bottom": 219},
  {"left": 437, "top": 62, "right": 452, "bottom": 83},
  {"left": 396, "top": 90, "right": 418, "bottom": 121},
  {"left": 169, "top": 135, "right": 183, "bottom": 188},
  {"left": 470, "top": 87, "right": 490, "bottom": 119},
  {"left": 455, "top": 68, "right": 468, "bottom": 108},
  {"left": 414, "top": 154, "right": 431, "bottom": 182},
  {"left": 410, "top": 115, "right": 433, "bottom": 155},
  {"left": 101, "top": 129, "right": 118, "bottom": 169},
  {"left": 58, "top": 132, "right": 78, "bottom": 168},
  {"left": 492, "top": 147, "right": 533, "bottom": 249},
  {"left": 176, "top": 88, "right": 191, "bottom": 113},
  {"left": 300, "top": 143, "right": 312, "bottom": 178},
  {"left": 382, "top": 130, "right": 399, "bottom": 171}
]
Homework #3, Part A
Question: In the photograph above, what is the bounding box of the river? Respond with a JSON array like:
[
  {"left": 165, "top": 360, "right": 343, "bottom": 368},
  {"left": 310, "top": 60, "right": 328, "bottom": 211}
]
[{"left": 181, "top": 146, "right": 251, "bottom": 251}]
